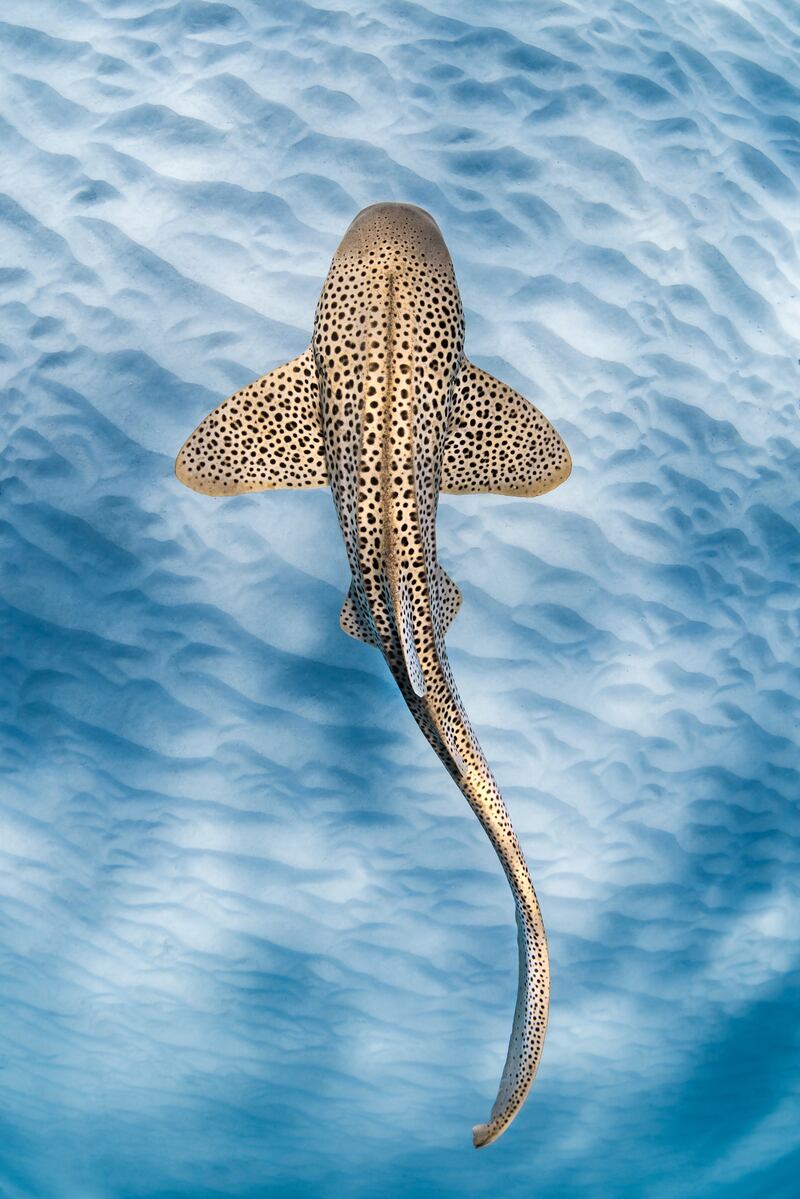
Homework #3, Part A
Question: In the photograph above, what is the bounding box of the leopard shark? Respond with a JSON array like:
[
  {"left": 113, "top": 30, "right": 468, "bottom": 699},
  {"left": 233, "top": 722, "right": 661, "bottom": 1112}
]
[{"left": 176, "top": 202, "right": 572, "bottom": 1147}]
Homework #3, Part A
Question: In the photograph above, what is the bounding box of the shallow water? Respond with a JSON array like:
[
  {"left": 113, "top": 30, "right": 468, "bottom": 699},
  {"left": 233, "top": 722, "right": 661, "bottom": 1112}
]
[{"left": 1, "top": 1, "right": 799, "bottom": 1196}]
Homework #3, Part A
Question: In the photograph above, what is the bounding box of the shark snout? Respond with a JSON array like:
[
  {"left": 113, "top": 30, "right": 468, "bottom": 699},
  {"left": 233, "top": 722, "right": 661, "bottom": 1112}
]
[
  {"left": 355, "top": 201, "right": 438, "bottom": 223},
  {"left": 338, "top": 202, "right": 444, "bottom": 255}
]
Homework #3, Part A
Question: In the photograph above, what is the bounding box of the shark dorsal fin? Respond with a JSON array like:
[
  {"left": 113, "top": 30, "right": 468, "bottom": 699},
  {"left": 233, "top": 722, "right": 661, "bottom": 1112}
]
[
  {"left": 441, "top": 358, "right": 571, "bottom": 497},
  {"left": 438, "top": 566, "right": 462, "bottom": 632},
  {"left": 175, "top": 347, "right": 328, "bottom": 495},
  {"left": 394, "top": 576, "right": 426, "bottom": 698},
  {"left": 341, "top": 578, "right": 427, "bottom": 698},
  {"left": 340, "top": 584, "right": 379, "bottom": 646}
]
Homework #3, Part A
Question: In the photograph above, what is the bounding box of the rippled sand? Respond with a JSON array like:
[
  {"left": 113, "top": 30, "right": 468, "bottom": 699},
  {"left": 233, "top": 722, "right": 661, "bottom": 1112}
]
[{"left": 1, "top": 2, "right": 799, "bottom": 1196}]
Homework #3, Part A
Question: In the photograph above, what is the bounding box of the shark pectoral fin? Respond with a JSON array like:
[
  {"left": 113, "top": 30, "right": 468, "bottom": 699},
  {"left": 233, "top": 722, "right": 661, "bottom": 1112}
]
[
  {"left": 441, "top": 358, "right": 571, "bottom": 497},
  {"left": 175, "top": 347, "right": 328, "bottom": 495},
  {"left": 438, "top": 566, "right": 462, "bottom": 632},
  {"left": 340, "top": 586, "right": 379, "bottom": 647}
]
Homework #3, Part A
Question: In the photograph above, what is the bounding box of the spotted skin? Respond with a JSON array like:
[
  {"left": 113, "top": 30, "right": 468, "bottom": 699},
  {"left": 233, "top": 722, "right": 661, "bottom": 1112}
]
[
  {"left": 175, "top": 350, "right": 327, "bottom": 494},
  {"left": 176, "top": 203, "right": 572, "bottom": 1148}
]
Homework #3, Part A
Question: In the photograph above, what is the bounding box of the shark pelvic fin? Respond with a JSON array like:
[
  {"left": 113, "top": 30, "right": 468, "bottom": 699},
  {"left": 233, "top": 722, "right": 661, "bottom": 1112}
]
[
  {"left": 340, "top": 585, "right": 380, "bottom": 646},
  {"left": 441, "top": 357, "right": 571, "bottom": 497},
  {"left": 175, "top": 347, "right": 328, "bottom": 495}
]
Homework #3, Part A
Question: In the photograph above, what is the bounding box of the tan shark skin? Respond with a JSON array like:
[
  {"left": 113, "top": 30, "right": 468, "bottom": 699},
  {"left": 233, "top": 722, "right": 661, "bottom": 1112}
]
[{"left": 176, "top": 203, "right": 571, "bottom": 1147}]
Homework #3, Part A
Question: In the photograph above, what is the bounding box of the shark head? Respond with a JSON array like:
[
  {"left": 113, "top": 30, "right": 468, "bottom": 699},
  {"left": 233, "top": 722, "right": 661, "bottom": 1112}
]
[{"left": 335, "top": 201, "right": 449, "bottom": 264}]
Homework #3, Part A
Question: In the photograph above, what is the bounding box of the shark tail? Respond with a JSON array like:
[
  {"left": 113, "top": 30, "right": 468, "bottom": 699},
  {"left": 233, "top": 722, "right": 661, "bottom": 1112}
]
[{"left": 458, "top": 768, "right": 550, "bottom": 1149}]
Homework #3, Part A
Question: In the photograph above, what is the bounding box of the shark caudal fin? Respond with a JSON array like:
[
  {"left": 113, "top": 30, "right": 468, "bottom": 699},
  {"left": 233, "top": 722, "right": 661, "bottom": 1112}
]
[
  {"left": 441, "top": 358, "right": 571, "bottom": 497},
  {"left": 175, "top": 347, "right": 328, "bottom": 495},
  {"left": 459, "top": 768, "right": 550, "bottom": 1149}
]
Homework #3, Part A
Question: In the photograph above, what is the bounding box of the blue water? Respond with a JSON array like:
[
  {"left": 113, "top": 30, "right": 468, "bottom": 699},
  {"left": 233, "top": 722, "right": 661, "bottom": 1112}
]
[{"left": 2, "top": 1, "right": 799, "bottom": 1196}]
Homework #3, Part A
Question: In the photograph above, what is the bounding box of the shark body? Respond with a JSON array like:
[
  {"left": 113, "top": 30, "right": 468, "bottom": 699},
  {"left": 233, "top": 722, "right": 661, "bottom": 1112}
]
[{"left": 176, "top": 203, "right": 571, "bottom": 1147}]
